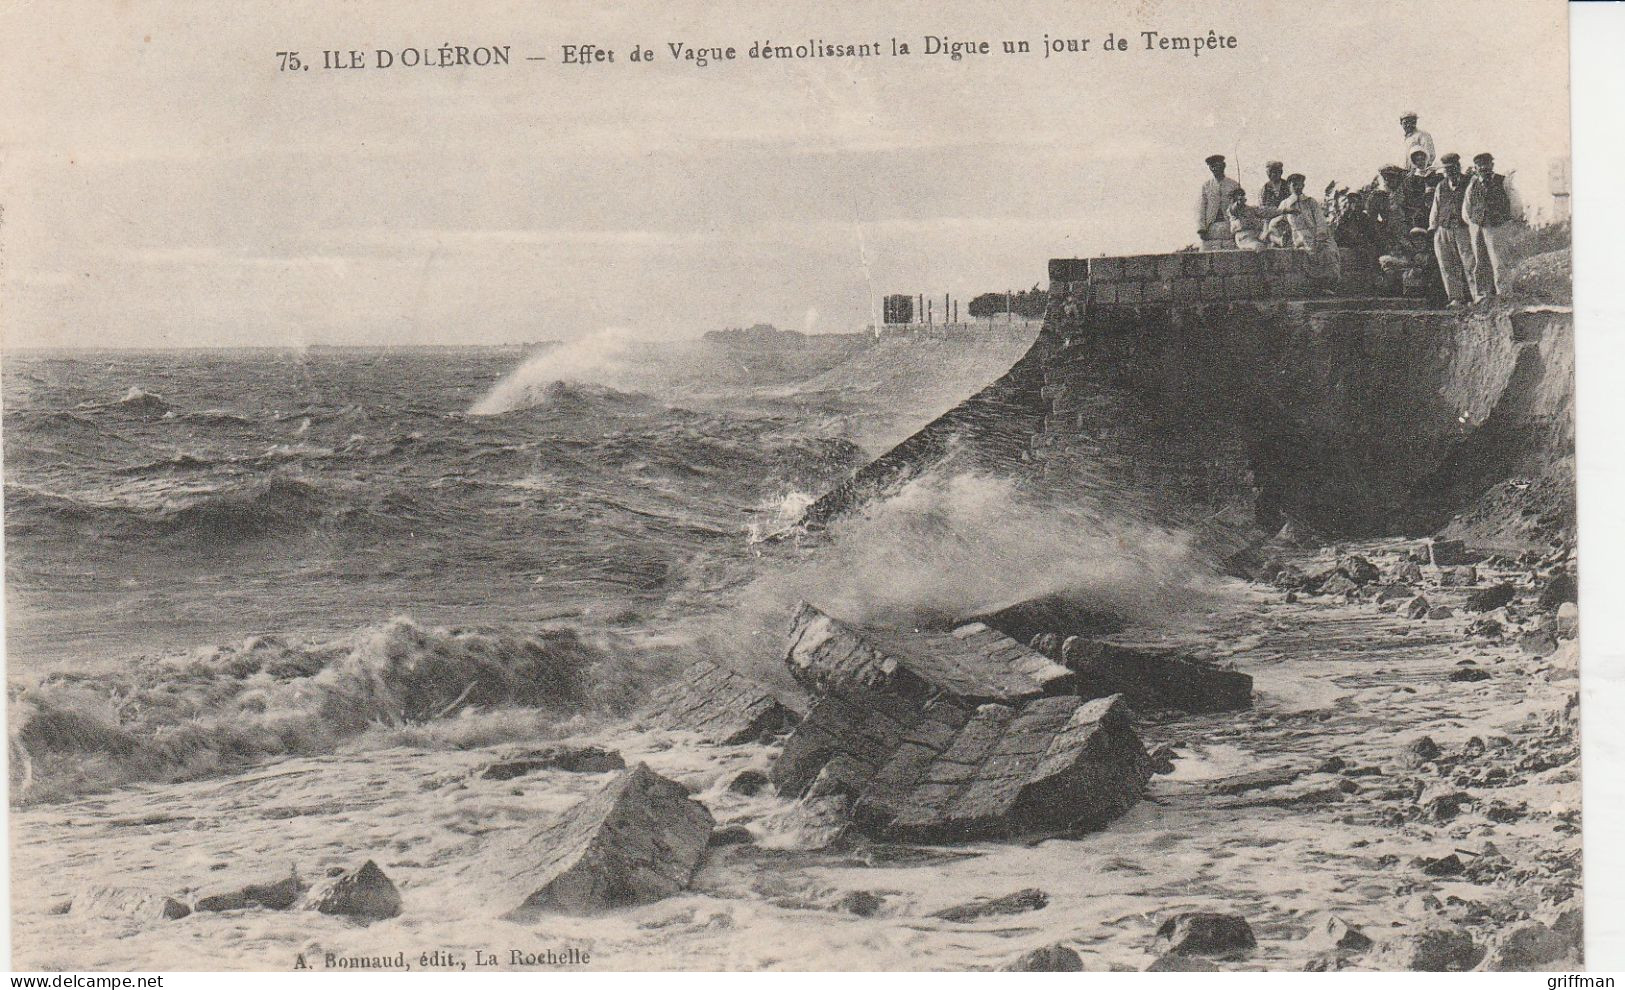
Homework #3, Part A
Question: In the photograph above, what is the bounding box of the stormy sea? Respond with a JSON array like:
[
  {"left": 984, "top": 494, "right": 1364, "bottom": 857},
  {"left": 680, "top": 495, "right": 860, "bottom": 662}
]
[
  {"left": 4, "top": 316, "right": 1581, "bottom": 971},
  {"left": 3, "top": 325, "right": 1049, "bottom": 804}
]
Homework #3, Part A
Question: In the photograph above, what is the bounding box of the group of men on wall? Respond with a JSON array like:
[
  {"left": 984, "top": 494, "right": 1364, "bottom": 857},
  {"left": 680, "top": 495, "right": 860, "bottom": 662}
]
[{"left": 1195, "top": 113, "right": 1522, "bottom": 305}]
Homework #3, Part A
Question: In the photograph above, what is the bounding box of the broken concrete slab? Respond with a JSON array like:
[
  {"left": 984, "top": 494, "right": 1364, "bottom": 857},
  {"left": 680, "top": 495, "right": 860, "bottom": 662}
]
[
  {"left": 304, "top": 860, "right": 401, "bottom": 921},
  {"left": 1060, "top": 639, "right": 1253, "bottom": 713},
  {"left": 1464, "top": 582, "right": 1516, "bottom": 612},
  {"left": 1430, "top": 539, "right": 1479, "bottom": 567},
  {"left": 481, "top": 744, "right": 625, "bottom": 780},
  {"left": 776, "top": 691, "right": 1152, "bottom": 842},
  {"left": 931, "top": 887, "right": 1049, "bottom": 922},
  {"left": 1154, "top": 911, "right": 1257, "bottom": 957},
  {"left": 638, "top": 657, "right": 798, "bottom": 744},
  {"left": 855, "top": 694, "right": 1153, "bottom": 841},
  {"left": 784, "top": 602, "right": 1073, "bottom": 704},
  {"left": 771, "top": 689, "right": 941, "bottom": 798},
  {"left": 195, "top": 872, "right": 307, "bottom": 912},
  {"left": 490, "top": 763, "right": 714, "bottom": 917},
  {"left": 773, "top": 604, "right": 1154, "bottom": 841}
]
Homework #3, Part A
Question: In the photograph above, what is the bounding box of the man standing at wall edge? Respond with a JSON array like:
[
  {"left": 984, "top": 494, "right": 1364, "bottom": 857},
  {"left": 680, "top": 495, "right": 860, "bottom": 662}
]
[
  {"left": 1401, "top": 112, "right": 1435, "bottom": 168},
  {"left": 1428, "top": 153, "right": 1477, "bottom": 307},
  {"left": 1197, "top": 154, "right": 1243, "bottom": 250},
  {"left": 1463, "top": 152, "right": 1520, "bottom": 300}
]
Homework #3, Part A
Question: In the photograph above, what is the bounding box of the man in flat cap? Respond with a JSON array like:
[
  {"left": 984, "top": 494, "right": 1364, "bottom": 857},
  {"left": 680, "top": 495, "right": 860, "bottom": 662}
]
[
  {"left": 1274, "top": 174, "right": 1330, "bottom": 251},
  {"left": 1225, "top": 186, "right": 1296, "bottom": 252},
  {"left": 1197, "top": 154, "right": 1243, "bottom": 250},
  {"left": 1259, "top": 161, "right": 1292, "bottom": 210},
  {"left": 1401, "top": 149, "right": 1442, "bottom": 234},
  {"left": 1427, "top": 153, "right": 1477, "bottom": 306},
  {"left": 1462, "top": 152, "right": 1521, "bottom": 299},
  {"left": 1400, "top": 112, "right": 1435, "bottom": 169}
]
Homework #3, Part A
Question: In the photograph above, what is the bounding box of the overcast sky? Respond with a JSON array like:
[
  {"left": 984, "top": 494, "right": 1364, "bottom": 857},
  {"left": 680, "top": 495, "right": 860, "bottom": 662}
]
[{"left": 0, "top": 0, "right": 1570, "bottom": 348}]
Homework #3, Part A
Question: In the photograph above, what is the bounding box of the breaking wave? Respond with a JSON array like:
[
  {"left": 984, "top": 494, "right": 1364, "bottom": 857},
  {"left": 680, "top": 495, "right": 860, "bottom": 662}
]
[
  {"left": 692, "top": 468, "right": 1229, "bottom": 695},
  {"left": 7, "top": 617, "right": 660, "bottom": 804},
  {"left": 470, "top": 330, "right": 676, "bottom": 415}
]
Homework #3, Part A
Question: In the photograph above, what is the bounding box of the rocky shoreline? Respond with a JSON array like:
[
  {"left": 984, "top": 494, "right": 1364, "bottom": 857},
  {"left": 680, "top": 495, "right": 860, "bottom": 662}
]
[{"left": 11, "top": 534, "right": 1581, "bottom": 972}]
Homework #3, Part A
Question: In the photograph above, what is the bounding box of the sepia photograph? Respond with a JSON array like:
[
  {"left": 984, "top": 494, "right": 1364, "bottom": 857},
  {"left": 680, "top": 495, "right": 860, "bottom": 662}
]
[{"left": 0, "top": 0, "right": 1605, "bottom": 974}]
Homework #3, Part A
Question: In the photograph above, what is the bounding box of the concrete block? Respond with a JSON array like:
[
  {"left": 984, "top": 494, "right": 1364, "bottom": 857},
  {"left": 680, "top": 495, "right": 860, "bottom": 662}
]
[
  {"left": 856, "top": 695, "right": 1153, "bottom": 842},
  {"left": 1156, "top": 255, "right": 1185, "bottom": 279},
  {"left": 1229, "top": 274, "right": 1261, "bottom": 297},
  {"left": 1143, "top": 279, "right": 1173, "bottom": 303},
  {"left": 1264, "top": 250, "right": 1299, "bottom": 274},
  {"left": 1095, "top": 284, "right": 1118, "bottom": 305},
  {"left": 1049, "top": 258, "right": 1090, "bottom": 281},
  {"left": 639, "top": 657, "right": 797, "bottom": 744},
  {"left": 1061, "top": 640, "right": 1253, "bottom": 714},
  {"left": 1121, "top": 255, "right": 1158, "bottom": 279},
  {"left": 1172, "top": 277, "right": 1202, "bottom": 302},
  {"left": 1213, "top": 251, "right": 1263, "bottom": 276},
  {"left": 1088, "top": 256, "right": 1122, "bottom": 281},
  {"left": 1228, "top": 274, "right": 1267, "bottom": 297},
  {"left": 494, "top": 765, "right": 714, "bottom": 918},
  {"left": 1200, "top": 276, "right": 1226, "bottom": 300},
  {"left": 1181, "top": 253, "right": 1213, "bottom": 276},
  {"left": 1274, "top": 273, "right": 1311, "bottom": 297},
  {"left": 1116, "top": 281, "right": 1144, "bottom": 304}
]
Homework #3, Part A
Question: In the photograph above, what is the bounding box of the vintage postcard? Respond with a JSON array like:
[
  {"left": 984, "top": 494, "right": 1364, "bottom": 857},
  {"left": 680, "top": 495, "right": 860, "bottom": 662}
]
[{"left": 1, "top": 0, "right": 1586, "bottom": 974}]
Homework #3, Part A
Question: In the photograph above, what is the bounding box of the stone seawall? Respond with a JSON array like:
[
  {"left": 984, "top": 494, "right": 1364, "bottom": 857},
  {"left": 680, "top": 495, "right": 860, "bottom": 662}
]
[
  {"left": 803, "top": 255, "right": 1574, "bottom": 549},
  {"left": 1049, "top": 248, "right": 1335, "bottom": 308}
]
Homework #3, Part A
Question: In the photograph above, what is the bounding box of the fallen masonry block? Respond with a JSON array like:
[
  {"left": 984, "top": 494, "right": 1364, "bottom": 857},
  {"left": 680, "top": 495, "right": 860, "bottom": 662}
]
[
  {"left": 856, "top": 694, "right": 1152, "bottom": 841},
  {"left": 784, "top": 602, "right": 1074, "bottom": 704},
  {"left": 974, "top": 594, "right": 1124, "bottom": 648},
  {"left": 1060, "top": 639, "right": 1253, "bottom": 714},
  {"left": 772, "top": 604, "right": 1154, "bottom": 842},
  {"left": 932, "top": 887, "right": 1049, "bottom": 921},
  {"left": 638, "top": 657, "right": 798, "bottom": 744},
  {"left": 195, "top": 872, "right": 307, "bottom": 912},
  {"left": 773, "top": 690, "right": 1154, "bottom": 842},
  {"left": 481, "top": 744, "right": 625, "bottom": 780},
  {"left": 1155, "top": 911, "right": 1257, "bottom": 958},
  {"left": 771, "top": 689, "right": 939, "bottom": 798},
  {"left": 1464, "top": 582, "right": 1516, "bottom": 612},
  {"left": 490, "top": 764, "right": 714, "bottom": 918},
  {"left": 303, "top": 860, "right": 401, "bottom": 921},
  {"left": 1429, "top": 539, "right": 1481, "bottom": 567}
]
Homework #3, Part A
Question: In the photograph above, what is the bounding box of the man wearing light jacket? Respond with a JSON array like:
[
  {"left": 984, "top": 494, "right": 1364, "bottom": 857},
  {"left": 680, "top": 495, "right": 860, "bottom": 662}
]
[
  {"left": 1400, "top": 112, "right": 1435, "bottom": 169},
  {"left": 1197, "top": 154, "right": 1243, "bottom": 249}
]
